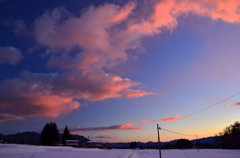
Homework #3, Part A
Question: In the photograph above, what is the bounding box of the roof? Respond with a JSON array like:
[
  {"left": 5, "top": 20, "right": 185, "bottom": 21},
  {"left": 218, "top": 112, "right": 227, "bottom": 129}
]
[
  {"left": 87, "top": 140, "right": 99, "bottom": 143},
  {"left": 66, "top": 143, "right": 79, "bottom": 145},
  {"left": 66, "top": 140, "right": 79, "bottom": 142}
]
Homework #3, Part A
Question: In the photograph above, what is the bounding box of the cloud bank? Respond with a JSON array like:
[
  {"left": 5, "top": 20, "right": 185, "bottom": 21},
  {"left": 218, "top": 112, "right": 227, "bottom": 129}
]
[
  {"left": 1, "top": 0, "right": 239, "bottom": 121},
  {"left": 70, "top": 123, "right": 142, "bottom": 133},
  {"left": 91, "top": 135, "right": 116, "bottom": 139}
]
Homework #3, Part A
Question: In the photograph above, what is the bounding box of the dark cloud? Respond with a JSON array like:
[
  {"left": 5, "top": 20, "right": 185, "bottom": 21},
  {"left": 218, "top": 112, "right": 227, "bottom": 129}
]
[
  {"left": 69, "top": 123, "right": 142, "bottom": 133},
  {"left": 0, "top": 46, "right": 23, "bottom": 65},
  {"left": 4, "top": 20, "right": 28, "bottom": 35},
  {"left": 91, "top": 135, "right": 116, "bottom": 139}
]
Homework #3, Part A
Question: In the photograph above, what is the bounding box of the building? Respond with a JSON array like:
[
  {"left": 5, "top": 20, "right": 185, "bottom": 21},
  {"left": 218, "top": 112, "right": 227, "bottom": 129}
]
[
  {"left": 65, "top": 140, "right": 80, "bottom": 147},
  {"left": 87, "top": 140, "right": 102, "bottom": 148}
]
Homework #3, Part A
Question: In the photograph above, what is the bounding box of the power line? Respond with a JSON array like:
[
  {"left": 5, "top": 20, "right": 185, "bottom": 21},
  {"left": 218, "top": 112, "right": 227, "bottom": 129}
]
[
  {"left": 160, "top": 128, "right": 192, "bottom": 158},
  {"left": 161, "top": 127, "right": 195, "bottom": 137},
  {"left": 143, "top": 128, "right": 156, "bottom": 143},
  {"left": 161, "top": 130, "right": 171, "bottom": 141},
  {"left": 160, "top": 91, "right": 240, "bottom": 125}
]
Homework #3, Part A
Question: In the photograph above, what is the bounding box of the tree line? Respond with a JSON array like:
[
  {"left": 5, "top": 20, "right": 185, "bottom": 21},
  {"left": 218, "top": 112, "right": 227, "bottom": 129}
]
[
  {"left": 40, "top": 122, "right": 72, "bottom": 146},
  {"left": 214, "top": 121, "right": 240, "bottom": 149}
]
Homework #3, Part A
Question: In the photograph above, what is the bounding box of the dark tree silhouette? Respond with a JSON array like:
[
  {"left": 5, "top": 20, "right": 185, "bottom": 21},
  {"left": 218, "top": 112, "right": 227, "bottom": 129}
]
[
  {"left": 176, "top": 139, "right": 192, "bottom": 149},
  {"left": 40, "top": 122, "right": 59, "bottom": 146},
  {"left": 130, "top": 141, "right": 138, "bottom": 149},
  {"left": 215, "top": 121, "right": 240, "bottom": 149},
  {"left": 62, "top": 126, "right": 71, "bottom": 145}
]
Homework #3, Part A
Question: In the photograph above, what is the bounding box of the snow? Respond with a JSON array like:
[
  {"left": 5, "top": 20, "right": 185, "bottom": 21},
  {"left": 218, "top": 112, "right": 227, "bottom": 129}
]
[
  {"left": 132, "top": 149, "right": 240, "bottom": 158},
  {"left": 0, "top": 144, "right": 240, "bottom": 158}
]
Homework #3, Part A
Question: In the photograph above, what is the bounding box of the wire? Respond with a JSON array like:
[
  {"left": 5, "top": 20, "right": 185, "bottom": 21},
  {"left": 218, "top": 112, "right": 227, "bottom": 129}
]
[
  {"left": 161, "top": 128, "right": 191, "bottom": 158},
  {"left": 160, "top": 91, "right": 240, "bottom": 125},
  {"left": 143, "top": 128, "right": 156, "bottom": 143},
  {"left": 161, "top": 130, "right": 171, "bottom": 141},
  {"left": 161, "top": 127, "right": 195, "bottom": 137}
]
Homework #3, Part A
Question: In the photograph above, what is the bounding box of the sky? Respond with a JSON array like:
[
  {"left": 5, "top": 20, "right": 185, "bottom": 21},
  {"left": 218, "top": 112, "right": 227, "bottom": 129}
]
[{"left": 0, "top": 0, "right": 240, "bottom": 143}]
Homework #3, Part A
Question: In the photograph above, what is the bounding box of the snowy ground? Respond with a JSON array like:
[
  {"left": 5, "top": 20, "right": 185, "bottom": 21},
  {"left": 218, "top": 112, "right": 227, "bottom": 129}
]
[{"left": 0, "top": 144, "right": 240, "bottom": 158}]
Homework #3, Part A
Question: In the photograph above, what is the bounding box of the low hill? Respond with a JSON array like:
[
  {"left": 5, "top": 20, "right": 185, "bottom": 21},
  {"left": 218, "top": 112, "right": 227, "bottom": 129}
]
[
  {"left": 59, "top": 134, "right": 89, "bottom": 143},
  {"left": 0, "top": 132, "right": 89, "bottom": 145}
]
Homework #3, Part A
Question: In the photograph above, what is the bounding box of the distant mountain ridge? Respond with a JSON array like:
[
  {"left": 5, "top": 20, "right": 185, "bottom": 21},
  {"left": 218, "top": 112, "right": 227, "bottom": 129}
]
[
  {"left": 0, "top": 132, "right": 89, "bottom": 145},
  {"left": 106, "top": 136, "right": 216, "bottom": 148}
]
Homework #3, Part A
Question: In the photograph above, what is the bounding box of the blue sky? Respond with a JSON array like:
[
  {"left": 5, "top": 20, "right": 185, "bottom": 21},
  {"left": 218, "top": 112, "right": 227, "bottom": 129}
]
[{"left": 0, "top": 0, "right": 240, "bottom": 143}]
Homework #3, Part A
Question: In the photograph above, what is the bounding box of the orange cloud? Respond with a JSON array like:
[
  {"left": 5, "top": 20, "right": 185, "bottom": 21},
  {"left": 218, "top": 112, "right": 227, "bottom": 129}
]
[
  {"left": 126, "top": 0, "right": 240, "bottom": 39},
  {"left": 226, "top": 104, "right": 232, "bottom": 107},
  {"left": 161, "top": 115, "right": 181, "bottom": 122},
  {"left": 141, "top": 120, "right": 150, "bottom": 123},
  {"left": 234, "top": 102, "right": 240, "bottom": 106},
  {"left": 153, "top": 0, "right": 240, "bottom": 24},
  {"left": 111, "top": 1, "right": 136, "bottom": 23}
]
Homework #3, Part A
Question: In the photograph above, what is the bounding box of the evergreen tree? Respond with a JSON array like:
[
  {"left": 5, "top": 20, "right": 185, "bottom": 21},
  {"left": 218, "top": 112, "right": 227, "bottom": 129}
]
[
  {"left": 62, "top": 126, "right": 71, "bottom": 145},
  {"left": 40, "top": 122, "right": 59, "bottom": 146},
  {"left": 216, "top": 121, "right": 240, "bottom": 149},
  {"left": 130, "top": 142, "right": 134, "bottom": 149},
  {"left": 133, "top": 141, "right": 138, "bottom": 149},
  {"left": 176, "top": 139, "right": 192, "bottom": 149}
]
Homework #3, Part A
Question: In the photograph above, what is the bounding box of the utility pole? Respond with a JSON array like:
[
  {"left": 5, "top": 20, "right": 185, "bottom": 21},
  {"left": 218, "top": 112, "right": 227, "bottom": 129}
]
[
  {"left": 196, "top": 134, "right": 199, "bottom": 152},
  {"left": 157, "top": 124, "right": 162, "bottom": 158}
]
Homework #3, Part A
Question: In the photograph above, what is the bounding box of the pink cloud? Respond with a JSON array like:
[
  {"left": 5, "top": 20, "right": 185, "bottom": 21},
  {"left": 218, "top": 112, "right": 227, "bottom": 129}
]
[
  {"left": 155, "top": 0, "right": 240, "bottom": 24},
  {"left": 234, "top": 102, "right": 240, "bottom": 106},
  {"left": 0, "top": 114, "right": 25, "bottom": 123},
  {"left": 0, "top": 1, "right": 149, "bottom": 121},
  {"left": 0, "top": 70, "right": 152, "bottom": 120},
  {"left": 2, "top": 0, "right": 240, "bottom": 121},
  {"left": 33, "top": 2, "right": 137, "bottom": 71},
  {"left": 141, "top": 120, "right": 150, "bottom": 123},
  {"left": 226, "top": 104, "right": 232, "bottom": 107},
  {"left": 70, "top": 122, "right": 142, "bottom": 133},
  {"left": 161, "top": 115, "right": 181, "bottom": 122},
  {"left": 111, "top": 1, "right": 136, "bottom": 23}
]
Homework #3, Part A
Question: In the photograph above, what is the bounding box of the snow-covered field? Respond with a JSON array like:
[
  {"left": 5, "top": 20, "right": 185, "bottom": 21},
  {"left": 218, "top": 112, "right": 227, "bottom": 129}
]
[{"left": 0, "top": 144, "right": 240, "bottom": 158}]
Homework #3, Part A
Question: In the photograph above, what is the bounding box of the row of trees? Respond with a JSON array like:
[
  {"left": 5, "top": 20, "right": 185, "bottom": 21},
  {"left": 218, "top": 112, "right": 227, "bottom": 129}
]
[
  {"left": 214, "top": 121, "right": 240, "bottom": 149},
  {"left": 40, "top": 122, "right": 71, "bottom": 146},
  {"left": 129, "top": 139, "right": 194, "bottom": 149}
]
